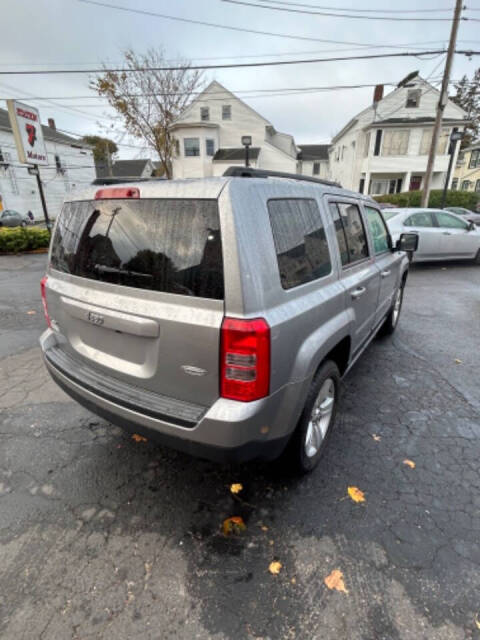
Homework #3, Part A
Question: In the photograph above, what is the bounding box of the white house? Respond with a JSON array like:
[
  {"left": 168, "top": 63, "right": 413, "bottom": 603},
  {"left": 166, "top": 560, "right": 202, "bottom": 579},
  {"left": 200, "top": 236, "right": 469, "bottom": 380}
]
[
  {"left": 171, "top": 81, "right": 299, "bottom": 179},
  {"left": 0, "top": 108, "right": 95, "bottom": 220},
  {"left": 328, "top": 72, "right": 469, "bottom": 196},
  {"left": 297, "top": 144, "right": 331, "bottom": 180}
]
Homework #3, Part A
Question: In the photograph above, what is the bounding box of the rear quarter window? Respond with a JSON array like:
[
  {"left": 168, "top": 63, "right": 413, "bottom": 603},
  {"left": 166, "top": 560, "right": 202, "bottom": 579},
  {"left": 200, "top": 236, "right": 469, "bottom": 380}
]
[
  {"left": 267, "top": 198, "right": 332, "bottom": 290},
  {"left": 50, "top": 198, "right": 224, "bottom": 300}
]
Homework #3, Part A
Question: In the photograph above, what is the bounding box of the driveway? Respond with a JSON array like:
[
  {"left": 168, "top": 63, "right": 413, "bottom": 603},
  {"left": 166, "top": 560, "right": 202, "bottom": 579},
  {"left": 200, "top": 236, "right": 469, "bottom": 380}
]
[{"left": 0, "top": 255, "right": 479, "bottom": 639}]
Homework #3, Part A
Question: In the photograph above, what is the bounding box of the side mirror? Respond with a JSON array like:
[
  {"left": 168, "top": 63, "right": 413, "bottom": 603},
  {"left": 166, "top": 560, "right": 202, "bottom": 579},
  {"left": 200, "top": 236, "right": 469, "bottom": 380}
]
[
  {"left": 396, "top": 232, "right": 419, "bottom": 253},
  {"left": 467, "top": 221, "right": 475, "bottom": 231},
  {"left": 387, "top": 233, "right": 393, "bottom": 250}
]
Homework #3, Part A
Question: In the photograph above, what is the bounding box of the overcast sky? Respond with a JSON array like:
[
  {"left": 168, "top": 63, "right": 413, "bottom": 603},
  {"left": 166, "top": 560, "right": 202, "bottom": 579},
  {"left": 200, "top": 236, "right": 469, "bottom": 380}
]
[{"left": 1, "top": 0, "right": 478, "bottom": 159}]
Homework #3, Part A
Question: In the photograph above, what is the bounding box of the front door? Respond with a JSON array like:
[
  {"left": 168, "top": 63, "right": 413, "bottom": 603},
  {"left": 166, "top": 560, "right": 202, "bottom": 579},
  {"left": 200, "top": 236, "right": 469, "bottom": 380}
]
[
  {"left": 434, "top": 211, "right": 479, "bottom": 259},
  {"left": 409, "top": 175, "right": 422, "bottom": 191},
  {"left": 364, "top": 205, "right": 400, "bottom": 325}
]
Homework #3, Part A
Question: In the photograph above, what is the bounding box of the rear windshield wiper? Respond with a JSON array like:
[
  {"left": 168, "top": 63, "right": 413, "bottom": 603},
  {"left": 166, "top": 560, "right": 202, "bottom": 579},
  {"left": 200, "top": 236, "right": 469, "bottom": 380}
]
[{"left": 94, "top": 264, "right": 153, "bottom": 279}]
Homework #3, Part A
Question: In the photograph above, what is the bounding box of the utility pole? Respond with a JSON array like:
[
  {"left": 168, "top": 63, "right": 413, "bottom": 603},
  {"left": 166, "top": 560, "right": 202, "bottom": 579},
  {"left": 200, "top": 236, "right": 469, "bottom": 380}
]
[{"left": 421, "top": 0, "right": 462, "bottom": 207}]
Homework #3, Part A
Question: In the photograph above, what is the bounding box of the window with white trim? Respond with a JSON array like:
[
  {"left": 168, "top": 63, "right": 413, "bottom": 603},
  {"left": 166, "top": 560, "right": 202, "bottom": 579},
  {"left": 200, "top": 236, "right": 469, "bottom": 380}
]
[
  {"left": 312, "top": 161, "right": 320, "bottom": 175},
  {"left": 381, "top": 130, "right": 409, "bottom": 156},
  {"left": 420, "top": 128, "right": 449, "bottom": 155},
  {"left": 406, "top": 89, "right": 421, "bottom": 108},
  {"left": 222, "top": 105, "right": 231, "bottom": 120},
  {"left": 184, "top": 138, "right": 200, "bottom": 157},
  {"left": 200, "top": 107, "right": 209, "bottom": 122}
]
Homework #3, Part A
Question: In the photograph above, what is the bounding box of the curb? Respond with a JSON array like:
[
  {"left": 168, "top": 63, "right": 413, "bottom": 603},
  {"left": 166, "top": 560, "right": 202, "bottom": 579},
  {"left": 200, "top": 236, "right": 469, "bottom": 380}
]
[{"left": 0, "top": 248, "right": 49, "bottom": 256}]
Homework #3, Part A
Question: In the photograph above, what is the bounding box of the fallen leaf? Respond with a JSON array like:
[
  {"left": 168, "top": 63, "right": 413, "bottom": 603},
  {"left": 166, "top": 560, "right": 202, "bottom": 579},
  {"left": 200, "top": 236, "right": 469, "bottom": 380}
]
[
  {"left": 260, "top": 525, "right": 269, "bottom": 532},
  {"left": 324, "top": 569, "right": 348, "bottom": 594},
  {"left": 291, "top": 577, "right": 296, "bottom": 584},
  {"left": 454, "top": 358, "right": 463, "bottom": 364},
  {"left": 347, "top": 486, "right": 366, "bottom": 503},
  {"left": 26, "top": 310, "right": 36, "bottom": 315},
  {"left": 132, "top": 434, "right": 147, "bottom": 443},
  {"left": 230, "top": 483, "right": 243, "bottom": 494},
  {"left": 475, "top": 613, "right": 480, "bottom": 630},
  {"left": 222, "top": 516, "right": 246, "bottom": 536},
  {"left": 403, "top": 459, "right": 416, "bottom": 469},
  {"left": 269, "top": 561, "right": 282, "bottom": 575},
  {"left": 372, "top": 434, "right": 381, "bottom": 441}
]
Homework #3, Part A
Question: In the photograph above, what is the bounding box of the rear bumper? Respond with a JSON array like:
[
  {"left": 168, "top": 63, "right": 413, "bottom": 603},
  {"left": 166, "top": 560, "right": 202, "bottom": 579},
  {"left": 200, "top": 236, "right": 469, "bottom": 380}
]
[{"left": 40, "top": 330, "right": 307, "bottom": 463}]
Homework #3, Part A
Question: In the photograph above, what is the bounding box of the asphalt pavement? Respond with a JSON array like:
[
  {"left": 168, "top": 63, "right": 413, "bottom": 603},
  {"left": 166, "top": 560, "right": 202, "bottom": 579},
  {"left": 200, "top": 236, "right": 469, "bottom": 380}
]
[{"left": 0, "top": 254, "right": 479, "bottom": 640}]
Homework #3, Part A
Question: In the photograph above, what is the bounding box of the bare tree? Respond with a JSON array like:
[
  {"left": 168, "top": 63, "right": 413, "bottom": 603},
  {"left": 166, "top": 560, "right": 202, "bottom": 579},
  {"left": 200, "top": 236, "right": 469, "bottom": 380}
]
[{"left": 91, "top": 49, "right": 204, "bottom": 178}]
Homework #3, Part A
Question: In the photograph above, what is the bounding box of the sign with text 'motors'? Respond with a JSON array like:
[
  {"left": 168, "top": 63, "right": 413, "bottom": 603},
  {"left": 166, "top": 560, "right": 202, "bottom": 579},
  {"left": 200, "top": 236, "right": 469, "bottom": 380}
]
[{"left": 6, "top": 100, "right": 48, "bottom": 166}]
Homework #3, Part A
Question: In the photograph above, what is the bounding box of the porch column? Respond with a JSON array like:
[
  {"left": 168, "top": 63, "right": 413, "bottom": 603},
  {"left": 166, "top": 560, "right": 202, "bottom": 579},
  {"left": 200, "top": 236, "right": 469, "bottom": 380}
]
[
  {"left": 402, "top": 171, "right": 411, "bottom": 192},
  {"left": 364, "top": 171, "right": 370, "bottom": 194}
]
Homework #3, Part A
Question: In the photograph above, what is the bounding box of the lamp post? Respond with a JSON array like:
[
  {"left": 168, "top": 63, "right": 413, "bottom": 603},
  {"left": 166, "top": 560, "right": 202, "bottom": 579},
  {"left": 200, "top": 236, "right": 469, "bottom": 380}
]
[
  {"left": 241, "top": 135, "right": 252, "bottom": 167},
  {"left": 441, "top": 130, "right": 464, "bottom": 209}
]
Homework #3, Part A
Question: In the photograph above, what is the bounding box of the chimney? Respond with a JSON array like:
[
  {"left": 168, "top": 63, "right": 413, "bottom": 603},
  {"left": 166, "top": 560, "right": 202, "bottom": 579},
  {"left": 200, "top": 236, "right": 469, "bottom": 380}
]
[
  {"left": 48, "top": 118, "right": 56, "bottom": 130},
  {"left": 373, "top": 84, "right": 384, "bottom": 104}
]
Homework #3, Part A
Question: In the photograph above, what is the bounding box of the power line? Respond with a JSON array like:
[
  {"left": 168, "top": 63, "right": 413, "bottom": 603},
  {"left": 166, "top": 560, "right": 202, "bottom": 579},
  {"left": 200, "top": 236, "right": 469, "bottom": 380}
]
[
  {"left": 1, "top": 49, "right": 479, "bottom": 75},
  {"left": 75, "top": 0, "right": 470, "bottom": 48},
  {"left": 251, "top": 0, "right": 458, "bottom": 13},
  {"left": 222, "top": 0, "right": 460, "bottom": 21}
]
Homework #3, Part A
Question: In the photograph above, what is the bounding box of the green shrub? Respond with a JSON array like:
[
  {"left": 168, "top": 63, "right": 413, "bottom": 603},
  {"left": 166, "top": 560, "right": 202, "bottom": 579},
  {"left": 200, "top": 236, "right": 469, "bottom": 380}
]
[
  {"left": 0, "top": 226, "right": 50, "bottom": 253},
  {"left": 373, "top": 189, "right": 480, "bottom": 210}
]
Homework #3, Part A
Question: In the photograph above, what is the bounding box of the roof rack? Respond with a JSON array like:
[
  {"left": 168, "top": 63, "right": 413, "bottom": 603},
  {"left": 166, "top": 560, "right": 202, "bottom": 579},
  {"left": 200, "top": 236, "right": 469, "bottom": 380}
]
[
  {"left": 91, "top": 177, "right": 166, "bottom": 186},
  {"left": 223, "top": 166, "right": 341, "bottom": 188}
]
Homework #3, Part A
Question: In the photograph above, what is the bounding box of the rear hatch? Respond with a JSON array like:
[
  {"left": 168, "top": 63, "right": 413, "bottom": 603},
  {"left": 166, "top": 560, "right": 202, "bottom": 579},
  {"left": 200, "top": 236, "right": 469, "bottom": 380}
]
[{"left": 46, "top": 193, "right": 224, "bottom": 408}]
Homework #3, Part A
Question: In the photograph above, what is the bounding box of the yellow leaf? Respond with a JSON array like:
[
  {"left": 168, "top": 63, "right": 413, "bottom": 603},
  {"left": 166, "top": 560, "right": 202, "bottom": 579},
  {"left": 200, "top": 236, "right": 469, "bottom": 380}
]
[
  {"left": 269, "top": 561, "right": 282, "bottom": 575},
  {"left": 455, "top": 358, "right": 463, "bottom": 364},
  {"left": 372, "top": 434, "right": 381, "bottom": 441},
  {"left": 324, "top": 569, "right": 348, "bottom": 594},
  {"left": 132, "top": 433, "right": 147, "bottom": 443},
  {"left": 291, "top": 577, "right": 296, "bottom": 584},
  {"left": 26, "top": 310, "right": 36, "bottom": 315},
  {"left": 475, "top": 613, "right": 480, "bottom": 630},
  {"left": 347, "top": 486, "right": 366, "bottom": 503},
  {"left": 230, "top": 483, "right": 243, "bottom": 494},
  {"left": 260, "top": 525, "right": 269, "bottom": 532},
  {"left": 222, "top": 516, "right": 246, "bottom": 536},
  {"left": 403, "top": 459, "right": 416, "bottom": 469}
]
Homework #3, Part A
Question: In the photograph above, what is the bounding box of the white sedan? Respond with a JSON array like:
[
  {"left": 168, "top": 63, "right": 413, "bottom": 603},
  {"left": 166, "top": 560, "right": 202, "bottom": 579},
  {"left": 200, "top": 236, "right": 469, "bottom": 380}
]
[{"left": 384, "top": 208, "right": 480, "bottom": 264}]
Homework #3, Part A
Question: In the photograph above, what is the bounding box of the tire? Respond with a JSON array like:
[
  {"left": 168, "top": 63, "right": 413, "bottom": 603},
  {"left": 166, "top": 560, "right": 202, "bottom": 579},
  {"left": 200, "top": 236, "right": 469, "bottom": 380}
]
[
  {"left": 282, "top": 360, "right": 340, "bottom": 474},
  {"left": 380, "top": 284, "right": 404, "bottom": 336}
]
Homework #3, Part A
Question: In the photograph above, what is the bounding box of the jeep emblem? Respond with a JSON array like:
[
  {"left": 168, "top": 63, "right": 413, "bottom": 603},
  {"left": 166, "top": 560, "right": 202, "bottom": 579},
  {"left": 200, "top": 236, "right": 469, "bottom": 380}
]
[{"left": 87, "top": 311, "right": 105, "bottom": 326}]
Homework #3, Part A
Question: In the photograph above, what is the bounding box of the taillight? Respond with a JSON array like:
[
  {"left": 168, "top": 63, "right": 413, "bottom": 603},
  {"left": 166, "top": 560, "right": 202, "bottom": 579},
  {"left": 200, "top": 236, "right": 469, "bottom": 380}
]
[
  {"left": 40, "top": 275, "right": 51, "bottom": 328},
  {"left": 94, "top": 187, "right": 140, "bottom": 199},
  {"left": 220, "top": 317, "right": 270, "bottom": 402}
]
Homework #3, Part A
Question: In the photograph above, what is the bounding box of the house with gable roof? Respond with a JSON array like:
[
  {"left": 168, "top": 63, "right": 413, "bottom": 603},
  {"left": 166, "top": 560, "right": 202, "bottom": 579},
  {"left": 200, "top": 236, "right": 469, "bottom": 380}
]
[
  {"left": 328, "top": 72, "right": 469, "bottom": 196},
  {"left": 170, "top": 81, "right": 300, "bottom": 179}
]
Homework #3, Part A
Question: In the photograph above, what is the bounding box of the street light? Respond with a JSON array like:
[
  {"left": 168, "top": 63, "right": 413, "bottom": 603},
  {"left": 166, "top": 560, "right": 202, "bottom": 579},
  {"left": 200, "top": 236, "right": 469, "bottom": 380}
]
[
  {"left": 241, "top": 135, "right": 252, "bottom": 167},
  {"left": 441, "top": 129, "right": 464, "bottom": 209}
]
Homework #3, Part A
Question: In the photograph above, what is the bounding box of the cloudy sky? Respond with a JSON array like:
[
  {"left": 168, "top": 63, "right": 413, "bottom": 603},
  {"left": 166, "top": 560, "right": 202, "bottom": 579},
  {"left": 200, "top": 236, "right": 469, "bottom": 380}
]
[{"left": 1, "top": 0, "right": 478, "bottom": 158}]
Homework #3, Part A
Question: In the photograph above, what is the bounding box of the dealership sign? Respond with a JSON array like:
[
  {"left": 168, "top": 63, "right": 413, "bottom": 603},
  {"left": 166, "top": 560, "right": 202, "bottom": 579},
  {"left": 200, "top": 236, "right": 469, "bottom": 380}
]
[{"left": 7, "top": 100, "right": 48, "bottom": 166}]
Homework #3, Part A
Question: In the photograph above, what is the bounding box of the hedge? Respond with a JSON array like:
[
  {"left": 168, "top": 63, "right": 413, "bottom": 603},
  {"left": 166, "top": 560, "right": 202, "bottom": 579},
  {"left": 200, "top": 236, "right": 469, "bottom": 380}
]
[
  {"left": 373, "top": 189, "right": 480, "bottom": 210},
  {"left": 0, "top": 227, "right": 50, "bottom": 253}
]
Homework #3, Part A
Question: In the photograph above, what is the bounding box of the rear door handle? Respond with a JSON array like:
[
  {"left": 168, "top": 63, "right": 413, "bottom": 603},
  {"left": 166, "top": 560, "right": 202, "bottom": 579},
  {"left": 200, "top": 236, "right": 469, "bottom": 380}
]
[
  {"left": 442, "top": 231, "right": 452, "bottom": 235},
  {"left": 380, "top": 270, "right": 391, "bottom": 278},
  {"left": 351, "top": 286, "right": 366, "bottom": 300}
]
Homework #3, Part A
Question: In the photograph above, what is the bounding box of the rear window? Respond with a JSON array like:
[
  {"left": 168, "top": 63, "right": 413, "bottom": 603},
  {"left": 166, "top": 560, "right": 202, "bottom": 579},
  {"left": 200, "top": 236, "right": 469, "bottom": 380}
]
[
  {"left": 50, "top": 198, "right": 224, "bottom": 299},
  {"left": 268, "top": 198, "right": 332, "bottom": 290}
]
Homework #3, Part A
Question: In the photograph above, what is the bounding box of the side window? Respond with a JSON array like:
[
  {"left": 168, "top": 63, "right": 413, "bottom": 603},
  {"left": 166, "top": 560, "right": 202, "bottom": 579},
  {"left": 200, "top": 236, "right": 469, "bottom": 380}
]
[
  {"left": 268, "top": 199, "right": 332, "bottom": 290},
  {"left": 329, "top": 203, "right": 349, "bottom": 265},
  {"left": 435, "top": 212, "right": 468, "bottom": 229},
  {"left": 337, "top": 203, "right": 369, "bottom": 264},
  {"left": 404, "top": 212, "right": 434, "bottom": 227},
  {"left": 222, "top": 105, "right": 231, "bottom": 120},
  {"left": 184, "top": 138, "right": 200, "bottom": 157},
  {"left": 206, "top": 139, "right": 215, "bottom": 157},
  {"left": 365, "top": 206, "right": 390, "bottom": 254}
]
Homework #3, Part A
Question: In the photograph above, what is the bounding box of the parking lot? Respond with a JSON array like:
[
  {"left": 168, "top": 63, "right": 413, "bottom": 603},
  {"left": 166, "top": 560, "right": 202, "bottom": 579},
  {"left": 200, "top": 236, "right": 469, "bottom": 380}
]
[{"left": 0, "top": 254, "right": 479, "bottom": 640}]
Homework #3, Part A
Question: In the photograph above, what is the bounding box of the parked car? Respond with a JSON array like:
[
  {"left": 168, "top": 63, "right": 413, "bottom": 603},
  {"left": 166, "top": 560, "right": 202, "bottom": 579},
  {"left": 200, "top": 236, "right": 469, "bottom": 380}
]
[
  {"left": 40, "top": 169, "right": 416, "bottom": 473},
  {"left": 386, "top": 208, "right": 480, "bottom": 263},
  {"left": 445, "top": 206, "right": 480, "bottom": 226},
  {"left": 0, "top": 209, "right": 30, "bottom": 227}
]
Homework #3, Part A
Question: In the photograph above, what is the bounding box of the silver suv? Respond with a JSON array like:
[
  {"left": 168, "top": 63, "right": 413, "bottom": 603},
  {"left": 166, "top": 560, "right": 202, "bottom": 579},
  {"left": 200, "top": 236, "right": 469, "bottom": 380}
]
[{"left": 40, "top": 168, "right": 417, "bottom": 472}]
